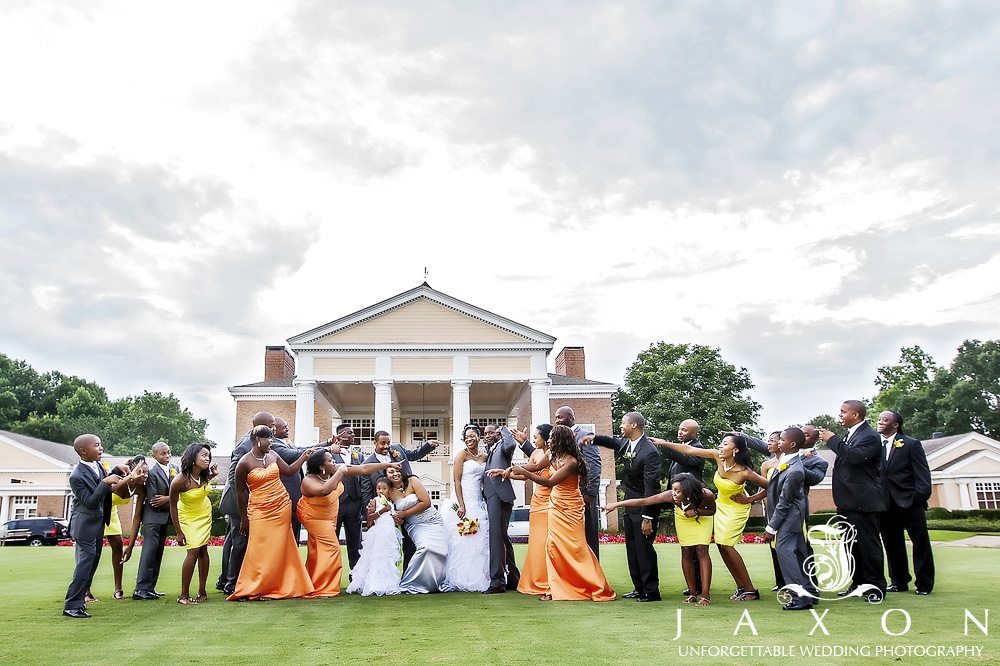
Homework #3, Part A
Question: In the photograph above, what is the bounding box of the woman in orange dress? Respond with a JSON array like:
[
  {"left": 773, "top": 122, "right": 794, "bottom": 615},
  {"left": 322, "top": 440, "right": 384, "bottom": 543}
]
[
  {"left": 500, "top": 425, "right": 615, "bottom": 602},
  {"left": 298, "top": 450, "right": 399, "bottom": 597},
  {"left": 516, "top": 423, "right": 554, "bottom": 598},
  {"left": 228, "top": 425, "right": 316, "bottom": 601}
]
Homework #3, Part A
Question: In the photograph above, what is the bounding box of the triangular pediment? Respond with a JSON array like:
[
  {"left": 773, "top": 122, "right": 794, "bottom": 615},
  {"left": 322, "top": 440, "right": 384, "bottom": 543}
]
[
  {"left": 926, "top": 433, "right": 1000, "bottom": 471},
  {"left": 289, "top": 284, "right": 555, "bottom": 348}
]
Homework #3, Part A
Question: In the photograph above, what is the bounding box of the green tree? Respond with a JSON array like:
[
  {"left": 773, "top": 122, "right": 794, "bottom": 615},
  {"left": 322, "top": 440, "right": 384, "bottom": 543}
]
[
  {"left": 103, "top": 391, "right": 211, "bottom": 455},
  {"left": 873, "top": 339, "right": 1000, "bottom": 439},
  {"left": 613, "top": 342, "right": 762, "bottom": 484}
]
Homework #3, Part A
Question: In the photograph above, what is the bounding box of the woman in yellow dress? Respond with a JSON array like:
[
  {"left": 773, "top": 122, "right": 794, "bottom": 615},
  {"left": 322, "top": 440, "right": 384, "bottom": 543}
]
[
  {"left": 170, "top": 443, "right": 219, "bottom": 605},
  {"left": 606, "top": 472, "right": 717, "bottom": 605},
  {"left": 298, "top": 450, "right": 399, "bottom": 597},
  {"left": 500, "top": 425, "right": 615, "bottom": 602},
  {"left": 92, "top": 456, "right": 147, "bottom": 601},
  {"left": 650, "top": 433, "right": 769, "bottom": 601},
  {"left": 516, "top": 423, "right": 553, "bottom": 598}
]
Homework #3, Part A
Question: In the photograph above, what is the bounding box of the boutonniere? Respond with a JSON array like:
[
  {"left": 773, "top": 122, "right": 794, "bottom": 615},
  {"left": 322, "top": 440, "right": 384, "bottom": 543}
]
[
  {"left": 802, "top": 450, "right": 815, "bottom": 458},
  {"left": 169, "top": 467, "right": 177, "bottom": 477},
  {"left": 777, "top": 463, "right": 788, "bottom": 472},
  {"left": 893, "top": 439, "right": 905, "bottom": 448},
  {"left": 391, "top": 449, "right": 402, "bottom": 460},
  {"left": 622, "top": 449, "right": 635, "bottom": 462}
]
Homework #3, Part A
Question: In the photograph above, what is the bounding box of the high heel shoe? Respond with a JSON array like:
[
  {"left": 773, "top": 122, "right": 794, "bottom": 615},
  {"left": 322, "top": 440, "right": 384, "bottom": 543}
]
[
  {"left": 729, "top": 587, "right": 746, "bottom": 600},
  {"left": 736, "top": 589, "right": 760, "bottom": 601}
]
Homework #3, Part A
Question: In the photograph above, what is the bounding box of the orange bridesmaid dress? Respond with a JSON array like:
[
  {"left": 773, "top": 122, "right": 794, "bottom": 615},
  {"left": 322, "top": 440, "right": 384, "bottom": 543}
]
[
  {"left": 517, "top": 467, "right": 552, "bottom": 596},
  {"left": 298, "top": 484, "right": 344, "bottom": 597},
  {"left": 545, "top": 470, "right": 616, "bottom": 601},
  {"left": 228, "top": 462, "right": 315, "bottom": 600}
]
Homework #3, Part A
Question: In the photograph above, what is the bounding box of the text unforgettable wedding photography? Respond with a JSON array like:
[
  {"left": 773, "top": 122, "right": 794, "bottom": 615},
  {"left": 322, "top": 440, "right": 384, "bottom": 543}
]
[{"left": 1, "top": 2, "right": 998, "bottom": 665}]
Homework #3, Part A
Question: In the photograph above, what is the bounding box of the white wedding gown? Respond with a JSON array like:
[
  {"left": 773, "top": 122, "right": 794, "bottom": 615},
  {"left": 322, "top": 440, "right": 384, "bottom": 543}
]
[{"left": 440, "top": 459, "right": 491, "bottom": 592}]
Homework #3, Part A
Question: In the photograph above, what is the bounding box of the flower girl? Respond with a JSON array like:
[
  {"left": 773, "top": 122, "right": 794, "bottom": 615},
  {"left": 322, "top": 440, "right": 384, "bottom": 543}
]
[{"left": 346, "top": 477, "right": 402, "bottom": 596}]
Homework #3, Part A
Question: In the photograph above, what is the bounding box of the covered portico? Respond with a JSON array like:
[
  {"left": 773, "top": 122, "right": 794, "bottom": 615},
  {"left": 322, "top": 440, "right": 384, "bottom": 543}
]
[{"left": 286, "top": 283, "right": 556, "bottom": 454}]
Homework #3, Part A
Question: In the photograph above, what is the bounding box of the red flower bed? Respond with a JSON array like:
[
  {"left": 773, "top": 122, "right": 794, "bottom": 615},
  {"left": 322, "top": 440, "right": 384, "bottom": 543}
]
[
  {"left": 58, "top": 536, "right": 226, "bottom": 547},
  {"left": 597, "top": 532, "right": 766, "bottom": 544}
]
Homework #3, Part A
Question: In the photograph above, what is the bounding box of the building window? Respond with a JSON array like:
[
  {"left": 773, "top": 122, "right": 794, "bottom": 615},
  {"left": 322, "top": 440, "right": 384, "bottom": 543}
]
[
  {"left": 12, "top": 496, "right": 38, "bottom": 520},
  {"left": 344, "top": 419, "right": 376, "bottom": 445},
  {"left": 470, "top": 417, "right": 506, "bottom": 429},
  {"left": 975, "top": 482, "right": 1000, "bottom": 509},
  {"left": 429, "top": 490, "right": 441, "bottom": 501},
  {"left": 410, "top": 418, "right": 440, "bottom": 449}
]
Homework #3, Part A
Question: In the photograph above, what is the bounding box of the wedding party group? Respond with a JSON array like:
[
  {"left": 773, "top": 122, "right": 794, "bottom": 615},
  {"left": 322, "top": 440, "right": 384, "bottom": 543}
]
[{"left": 60, "top": 399, "right": 934, "bottom": 618}]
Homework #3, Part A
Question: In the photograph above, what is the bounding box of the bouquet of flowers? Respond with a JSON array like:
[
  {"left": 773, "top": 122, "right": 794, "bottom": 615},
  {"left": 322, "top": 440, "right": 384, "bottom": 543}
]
[{"left": 451, "top": 502, "right": 479, "bottom": 536}]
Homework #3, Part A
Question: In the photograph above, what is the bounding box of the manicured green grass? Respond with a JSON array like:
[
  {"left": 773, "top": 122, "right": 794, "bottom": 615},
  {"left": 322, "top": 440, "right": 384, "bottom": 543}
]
[
  {"left": 1, "top": 543, "right": 996, "bottom": 665},
  {"left": 927, "top": 530, "right": 1000, "bottom": 542}
]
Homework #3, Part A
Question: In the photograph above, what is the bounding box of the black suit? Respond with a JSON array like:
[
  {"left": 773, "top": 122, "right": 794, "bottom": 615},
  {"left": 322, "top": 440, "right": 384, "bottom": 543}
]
[
  {"left": 218, "top": 431, "right": 252, "bottom": 591},
  {"left": 879, "top": 433, "right": 934, "bottom": 592},
  {"left": 64, "top": 463, "right": 112, "bottom": 611},
  {"left": 271, "top": 438, "right": 308, "bottom": 542},
  {"left": 135, "top": 463, "right": 173, "bottom": 594},
  {"left": 595, "top": 434, "right": 661, "bottom": 599},
  {"left": 662, "top": 437, "right": 705, "bottom": 591},
  {"left": 333, "top": 448, "right": 366, "bottom": 569},
  {"left": 361, "top": 442, "right": 436, "bottom": 569},
  {"left": 826, "top": 421, "right": 886, "bottom": 594}
]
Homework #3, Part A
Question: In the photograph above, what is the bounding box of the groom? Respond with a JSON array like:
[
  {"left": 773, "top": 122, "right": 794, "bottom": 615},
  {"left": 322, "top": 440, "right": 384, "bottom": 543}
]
[{"left": 482, "top": 423, "right": 534, "bottom": 594}]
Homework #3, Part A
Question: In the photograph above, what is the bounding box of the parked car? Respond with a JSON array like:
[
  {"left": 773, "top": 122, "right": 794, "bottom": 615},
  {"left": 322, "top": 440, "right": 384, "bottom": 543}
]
[
  {"left": 508, "top": 505, "right": 530, "bottom": 537},
  {"left": 0, "top": 517, "right": 69, "bottom": 546}
]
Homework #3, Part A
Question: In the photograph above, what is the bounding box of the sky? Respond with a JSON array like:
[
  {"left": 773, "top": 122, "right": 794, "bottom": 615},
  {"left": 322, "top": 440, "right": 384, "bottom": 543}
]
[{"left": 2, "top": 1, "right": 999, "bottom": 449}]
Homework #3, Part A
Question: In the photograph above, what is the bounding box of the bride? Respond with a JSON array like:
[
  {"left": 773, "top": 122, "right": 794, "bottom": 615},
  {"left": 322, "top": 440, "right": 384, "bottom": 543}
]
[{"left": 440, "top": 424, "right": 491, "bottom": 592}]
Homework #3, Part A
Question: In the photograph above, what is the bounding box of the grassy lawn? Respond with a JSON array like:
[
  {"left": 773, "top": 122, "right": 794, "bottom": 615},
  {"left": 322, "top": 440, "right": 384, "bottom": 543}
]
[
  {"left": 1, "top": 543, "right": 996, "bottom": 665},
  {"left": 928, "top": 530, "right": 1000, "bottom": 542}
]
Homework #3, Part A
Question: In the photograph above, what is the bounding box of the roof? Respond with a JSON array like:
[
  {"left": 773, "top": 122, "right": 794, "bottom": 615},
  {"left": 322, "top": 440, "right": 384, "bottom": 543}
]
[
  {"left": 548, "top": 373, "right": 615, "bottom": 387},
  {"left": 287, "top": 283, "right": 557, "bottom": 348},
  {"left": 0, "top": 429, "right": 80, "bottom": 465},
  {"left": 813, "top": 431, "right": 999, "bottom": 480},
  {"left": 230, "top": 377, "right": 295, "bottom": 389}
]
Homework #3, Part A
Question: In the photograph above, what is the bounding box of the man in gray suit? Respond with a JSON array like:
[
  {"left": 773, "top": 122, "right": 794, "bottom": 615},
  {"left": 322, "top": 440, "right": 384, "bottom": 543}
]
[
  {"left": 63, "top": 435, "right": 120, "bottom": 618},
  {"left": 133, "top": 441, "right": 175, "bottom": 600},
  {"left": 762, "top": 427, "right": 816, "bottom": 611},
  {"left": 360, "top": 430, "right": 437, "bottom": 569},
  {"left": 482, "top": 424, "right": 534, "bottom": 593},
  {"left": 554, "top": 406, "right": 602, "bottom": 559}
]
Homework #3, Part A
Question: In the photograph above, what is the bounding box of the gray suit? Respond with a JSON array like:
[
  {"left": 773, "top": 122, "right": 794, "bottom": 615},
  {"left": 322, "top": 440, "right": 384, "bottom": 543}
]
[
  {"left": 765, "top": 456, "right": 816, "bottom": 599},
  {"left": 135, "top": 462, "right": 173, "bottom": 594},
  {"left": 484, "top": 426, "right": 534, "bottom": 589},
  {"left": 64, "top": 463, "right": 112, "bottom": 611},
  {"left": 573, "top": 425, "right": 602, "bottom": 559}
]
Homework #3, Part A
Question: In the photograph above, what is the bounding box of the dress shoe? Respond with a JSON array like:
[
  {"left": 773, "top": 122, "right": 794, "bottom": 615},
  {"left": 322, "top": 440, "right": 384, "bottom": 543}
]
[
  {"left": 636, "top": 595, "right": 661, "bottom": 602},
  {"left": 214, "top": 582, "right": 227, "bottom": 592},
  {"left": 915, "top": 589, "right": 931, "bottom": 596},
  {"left": 482, "top": 587, "right": 506, "bottom": 594},
  {"left": 886, "top": 584, "right": 908, "bottom": 593},
  {"left": 837, "top": 586, "right": 858, "bottom": 597},
  {"left": 152, "top": 591, "right": 165, "bottom": 598},
  {"left": 63, "top": 609, "right": 91, "bottom": 619},
  {"left": 770, "top": 585, "right": 781, "bottom": 592},
  {"left": 782, "top": 600, "right": 813, "bottom": 611},
  {"left": 681, "top": 588, "right": 691, "bottom": 596},
  {"left": 132, "top": 591, "right": 159, "bottom": 600},
  {"left": 622, "top": 590, "right": 641, "bottom": 599}
]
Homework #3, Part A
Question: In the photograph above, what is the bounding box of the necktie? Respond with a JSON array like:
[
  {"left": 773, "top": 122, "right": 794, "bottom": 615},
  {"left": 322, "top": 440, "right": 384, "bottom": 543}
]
[{"left": 883, "top": 437, "right": 891, "bottom": 460}]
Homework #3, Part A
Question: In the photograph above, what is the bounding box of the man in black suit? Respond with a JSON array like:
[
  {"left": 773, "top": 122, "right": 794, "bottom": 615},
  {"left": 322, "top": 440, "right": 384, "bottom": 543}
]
[
  {"left": 332, "top": 423, "right": 366, "bottom": 572},
  {"left": 63, "top": 435, "right": 120, "bottom": 618},
  {"left": 818, "top": 399, "right": 886, "bottom": 601},
  {"left": 762, "top": 428, "right": 816, "bottom": 610},
  {"left": 133, "top": 441, "right": 174, "bottom": 600},
  {"left": 271, "top": 417, "right": 309, "bottom": 541},
  {"left": 876, "top": 410, "right": 934, "bottom": 595},
  {"left": 595, "top": 411, "right": 662, "bottom": 602},
  {"left": 360, "top": 430, "right": 438, "bottom": 569}
]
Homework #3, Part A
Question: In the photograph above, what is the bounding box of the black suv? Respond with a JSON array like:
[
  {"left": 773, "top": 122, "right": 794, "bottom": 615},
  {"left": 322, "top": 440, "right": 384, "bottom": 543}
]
[{"left": 0, "top": 517, "right": 69, "bottom": 546}]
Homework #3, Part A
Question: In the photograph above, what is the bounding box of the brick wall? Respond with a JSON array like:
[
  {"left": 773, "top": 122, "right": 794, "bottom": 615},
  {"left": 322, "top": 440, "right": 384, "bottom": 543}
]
[
  {"left": 233, "top": 399, "right": 296, "bottom": 442},
  {"left": 554, "top": 347, "right": 586, "bottom": 379},
  {"left": 264, "top": 346, "right": 295, "bottom": 381},
  {"left": 36, "top": 494, "right": 66, "bottom": 519}
]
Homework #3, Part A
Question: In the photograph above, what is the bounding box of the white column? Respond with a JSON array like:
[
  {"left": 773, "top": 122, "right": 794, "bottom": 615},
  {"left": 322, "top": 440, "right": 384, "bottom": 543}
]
[
  {"left": 451, "top": 380, "right": 472, "bottom": 460},
  {"left": 294, "top": 380, "right": 316, "bottom": 445},
  {"left": 959, "top": 481, "right": 974, "bottom": 510},
  {"left": 374, "top": 380, "right": 393, "bottom": 434},
  {"left": 529, "top": 377, "right": 551, "bottom": 433}
]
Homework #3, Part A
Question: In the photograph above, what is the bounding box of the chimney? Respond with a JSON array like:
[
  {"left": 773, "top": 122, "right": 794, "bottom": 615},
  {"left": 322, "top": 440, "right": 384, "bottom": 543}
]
[
  {"left": 264, "top": 346, "right": 295, "bottom": 381},
  {"left": 555, "top": 347, "right": 586, "bottom": 380}
]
